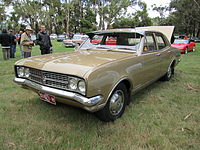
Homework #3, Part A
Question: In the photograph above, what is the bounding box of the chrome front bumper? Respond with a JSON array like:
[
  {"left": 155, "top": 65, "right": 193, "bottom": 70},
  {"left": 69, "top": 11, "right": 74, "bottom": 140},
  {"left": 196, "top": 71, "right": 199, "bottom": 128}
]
[{"left": 14, "top": 77, "right": 105, "bottom": 112}]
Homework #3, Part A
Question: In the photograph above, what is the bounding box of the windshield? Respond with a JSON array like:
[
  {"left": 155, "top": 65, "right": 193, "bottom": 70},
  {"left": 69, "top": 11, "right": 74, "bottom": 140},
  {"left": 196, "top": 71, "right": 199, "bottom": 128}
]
[
  {"left": 174, "top": 39, "right": 189, "bottom": 44},
  {"left": 79, "top": 32, "right": 143, "bottom": 51}
]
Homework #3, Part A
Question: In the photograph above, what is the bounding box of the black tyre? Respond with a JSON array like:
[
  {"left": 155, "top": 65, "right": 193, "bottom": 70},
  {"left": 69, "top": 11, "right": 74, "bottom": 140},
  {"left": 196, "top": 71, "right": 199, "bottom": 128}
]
[
  {"left": 96, "top": 83, "right": 128, "bottom": 122},
  {"left": 161, "top": 65, "right": 174, "bottom": 81}
]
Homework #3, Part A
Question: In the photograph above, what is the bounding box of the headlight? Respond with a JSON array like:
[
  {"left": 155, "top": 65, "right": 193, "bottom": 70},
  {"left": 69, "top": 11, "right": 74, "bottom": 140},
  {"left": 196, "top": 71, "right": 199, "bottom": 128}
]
[
  {"left": 78, "top": 80, "right": 86, "bottom": 93},
  {"left": 24, "top": 68, "right": 30, "bottom": 78},
  {"left": 68, "top": 77, "right": 86, "bottom": 95},
  {"left": 17, "top": 67, "right": 25, "bottom": 77},
  {"left": 69, "top": 78, "right": 78, "bottom": 90},
  {"left": 16, "top": 67, "right": 30, "bottom": 78}
]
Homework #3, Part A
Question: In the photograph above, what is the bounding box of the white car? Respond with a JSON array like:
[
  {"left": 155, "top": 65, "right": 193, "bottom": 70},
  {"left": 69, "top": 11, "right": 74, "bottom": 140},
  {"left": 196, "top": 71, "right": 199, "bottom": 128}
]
[{"left": 50, "top": 34, "right": 57, "bottom": 40}]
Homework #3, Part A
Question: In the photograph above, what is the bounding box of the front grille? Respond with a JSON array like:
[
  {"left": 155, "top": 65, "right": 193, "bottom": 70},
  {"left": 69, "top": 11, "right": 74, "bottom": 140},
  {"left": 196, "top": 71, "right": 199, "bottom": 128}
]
[{"left": 29, "top": 68, "right": 68, "bottom": 90}]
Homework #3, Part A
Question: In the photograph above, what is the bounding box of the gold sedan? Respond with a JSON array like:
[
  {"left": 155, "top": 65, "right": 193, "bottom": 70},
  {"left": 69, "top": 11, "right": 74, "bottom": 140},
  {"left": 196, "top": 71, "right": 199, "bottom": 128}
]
[{"left": 14, "top": 26, "right": 181, "bottom": 122}]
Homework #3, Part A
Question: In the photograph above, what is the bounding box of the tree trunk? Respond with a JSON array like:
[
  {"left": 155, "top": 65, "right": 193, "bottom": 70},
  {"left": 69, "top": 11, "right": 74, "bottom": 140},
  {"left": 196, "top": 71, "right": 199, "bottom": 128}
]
[
  {"left": 197, "top": 23, "right": 200, "bottom": 38},
  {"left": 193, "top": 21, "right": 196, "bottom": 37},
  {"left": 98, "top": 13, "right": 103, "bottom": 30}
]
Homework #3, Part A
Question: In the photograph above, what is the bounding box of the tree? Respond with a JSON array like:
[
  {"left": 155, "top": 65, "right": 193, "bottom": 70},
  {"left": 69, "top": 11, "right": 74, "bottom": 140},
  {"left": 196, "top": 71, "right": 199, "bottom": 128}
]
[
  {"left": 112, "top": 17, "right": 138, "bottom": 28},
  {"left": 80, "top": 8, "right": 97, "bottom": 33},
  {"left": 133, "top": 1, "right": 152, "bottom": 27},
  {"left": 169, "top": 0, "right": 200, "bottom": 37}
]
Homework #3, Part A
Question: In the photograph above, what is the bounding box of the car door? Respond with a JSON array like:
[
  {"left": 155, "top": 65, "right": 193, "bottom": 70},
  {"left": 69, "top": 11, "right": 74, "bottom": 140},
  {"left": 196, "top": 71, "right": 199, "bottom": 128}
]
[
  {"left": 154, "top": 33, "right": 172, "bottom": 76},
  {"left": 141, "top": 32, "right": 162, "bottom": 84}
]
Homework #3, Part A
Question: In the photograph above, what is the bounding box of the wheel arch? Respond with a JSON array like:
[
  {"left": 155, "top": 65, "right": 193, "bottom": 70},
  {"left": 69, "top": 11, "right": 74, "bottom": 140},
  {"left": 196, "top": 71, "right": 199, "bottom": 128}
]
[
  {"left": 170, "top": 59, "right": 176, "bottom": 74},
  {"left": 106, "top": 77, "right": 133, "bottom": 105}
]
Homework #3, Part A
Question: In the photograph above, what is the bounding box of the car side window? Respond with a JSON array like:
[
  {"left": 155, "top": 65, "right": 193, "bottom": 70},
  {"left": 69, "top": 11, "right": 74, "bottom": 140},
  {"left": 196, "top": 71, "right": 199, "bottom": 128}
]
[
  {"left": 155, "top": 34, "right": 167, "bottom": 50},
  {"left": 143, "top": 33, "right": 156, "bottom": 53}
]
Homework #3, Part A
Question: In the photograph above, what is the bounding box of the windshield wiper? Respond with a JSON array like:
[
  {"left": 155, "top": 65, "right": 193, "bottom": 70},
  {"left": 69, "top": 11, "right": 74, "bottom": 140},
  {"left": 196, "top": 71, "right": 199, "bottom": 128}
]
[
  {"left": 117, "top": 47, "right": 134, "bottom": 50},
  {"left": 86, "top": 46, "right": 108, "bottom": 50},
  {"left": 96, "top": 46, "right": 109, "bottom": 49}
]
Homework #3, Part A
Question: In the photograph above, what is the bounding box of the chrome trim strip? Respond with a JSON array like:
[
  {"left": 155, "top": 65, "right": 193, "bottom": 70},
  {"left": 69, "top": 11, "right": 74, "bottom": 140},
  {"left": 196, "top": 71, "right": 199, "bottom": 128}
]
[{"left": 14, "top": 77, "right": 104, "bottom": 111}]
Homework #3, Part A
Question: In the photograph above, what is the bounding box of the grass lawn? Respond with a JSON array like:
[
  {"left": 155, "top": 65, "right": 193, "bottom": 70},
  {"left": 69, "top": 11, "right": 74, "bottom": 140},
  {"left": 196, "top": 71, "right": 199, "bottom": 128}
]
[{"left": 0, "top": 41, "right": 199, "bottom": 150}]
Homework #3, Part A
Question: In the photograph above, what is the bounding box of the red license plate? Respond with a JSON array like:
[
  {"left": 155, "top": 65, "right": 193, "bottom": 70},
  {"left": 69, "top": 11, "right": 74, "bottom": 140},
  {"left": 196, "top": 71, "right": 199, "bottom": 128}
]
[{"left": 39, "top": 92, "right": 56, "bottom": 105}]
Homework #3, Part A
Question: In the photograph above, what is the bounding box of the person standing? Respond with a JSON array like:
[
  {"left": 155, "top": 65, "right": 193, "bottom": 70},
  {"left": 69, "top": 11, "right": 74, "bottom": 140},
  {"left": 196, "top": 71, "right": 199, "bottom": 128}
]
[
  {"left": 0, "top": 29, "right": 11, "bottom": 60},
  {"left": 20, "top": 26, "right": 34, "bottom": 58},
  {"left": 17, "top": 30, "right": 24, "bottom": 57},
  {"left": 36, "top": 25, "right": 52, "bottom": 55},
  {"left": 9, "top": 30, "right": 17, "bottom": 58}
]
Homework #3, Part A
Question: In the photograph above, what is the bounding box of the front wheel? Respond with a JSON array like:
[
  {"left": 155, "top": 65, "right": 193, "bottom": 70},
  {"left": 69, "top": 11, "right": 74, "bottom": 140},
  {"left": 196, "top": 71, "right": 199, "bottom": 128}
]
[{"left": 95, "top": 83, "right": 128, "bottom": 122}]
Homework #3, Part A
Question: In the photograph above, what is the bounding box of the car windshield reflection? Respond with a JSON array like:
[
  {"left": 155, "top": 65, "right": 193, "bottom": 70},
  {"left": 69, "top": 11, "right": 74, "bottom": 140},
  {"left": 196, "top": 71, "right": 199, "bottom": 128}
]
[{"left": 174, "top": 39, "right": 189, "bottom": 44}]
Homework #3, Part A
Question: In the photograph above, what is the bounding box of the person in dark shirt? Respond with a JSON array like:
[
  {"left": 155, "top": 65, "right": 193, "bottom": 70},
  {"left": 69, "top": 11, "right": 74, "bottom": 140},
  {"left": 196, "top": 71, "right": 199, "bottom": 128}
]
[
  {"left": 9, "top": 30, "right": 17, "bottom": 58},
  {"left": 36, "top": 25, "right": 52, "bottom": 55},
  {"left": 0, "top": 29, "right": 12, "bottom": 60}
]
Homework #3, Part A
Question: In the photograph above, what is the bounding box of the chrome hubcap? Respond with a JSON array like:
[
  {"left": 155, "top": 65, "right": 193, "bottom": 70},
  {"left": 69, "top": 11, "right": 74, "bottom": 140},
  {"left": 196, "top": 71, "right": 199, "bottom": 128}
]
[
  {"left": 109, "top": 90, "right": 124, "bottom": 116},
  {"left": 167, "top": 67, "right": 172, "bottom": 78}
]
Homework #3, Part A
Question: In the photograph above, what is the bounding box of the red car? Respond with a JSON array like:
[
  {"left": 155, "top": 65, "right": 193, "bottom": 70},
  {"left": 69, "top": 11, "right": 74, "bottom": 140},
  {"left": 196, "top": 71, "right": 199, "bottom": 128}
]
[
  {"left": 171, "top": 39, "right": 195, "bottom": 54},
  {"left": 91, "top": 35, "right": 116, "bottom": 45}
]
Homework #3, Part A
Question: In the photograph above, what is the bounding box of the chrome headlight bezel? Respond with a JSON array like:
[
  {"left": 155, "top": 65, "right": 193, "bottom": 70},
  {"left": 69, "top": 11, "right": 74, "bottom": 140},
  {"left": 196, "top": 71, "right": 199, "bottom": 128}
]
[
  {"left": 78, "top": 80, "right": 86, "bottom": 93},
  {"left": 68, "top": 77, "right": 78, "bottom": 90},
  {"left": 17, "top": 67, "right": 25, "bottom": 77},
  {"left": 16, "top": 66, "right": 30, "bottom": 78},
  {"left": 68, "top": 77, "right": 86, "bottom": 95},
  {"left": 24, "top": 68, "right": 30, "bottom": 78}
]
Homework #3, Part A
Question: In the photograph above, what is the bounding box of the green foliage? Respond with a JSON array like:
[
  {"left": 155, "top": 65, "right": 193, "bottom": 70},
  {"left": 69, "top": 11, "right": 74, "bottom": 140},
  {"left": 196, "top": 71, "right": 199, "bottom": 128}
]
[
  {"left": 1, "top": 0, "right": 155, "bottom": 33},
  {"left": 112, "top": 17, "right": 137, "bottom": 28},
  {"left": 169, "top": 0, "right": 200, "bottom": 37},
  {"left": 80, "top": 8, "right": 97, "bottom": 33},
  {"left": 112, "top": 1, "right": 152, "bottom": 29},
  {"left": 152, "top": 0, "right": 200, "bottom": 37}
]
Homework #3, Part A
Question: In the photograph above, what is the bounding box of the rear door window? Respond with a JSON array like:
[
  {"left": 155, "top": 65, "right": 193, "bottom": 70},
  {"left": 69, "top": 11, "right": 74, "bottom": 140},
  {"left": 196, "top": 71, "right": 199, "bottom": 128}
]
[
  {"left": 155, "top": 34, "right": 167, "bottom": 50},
  {"left": 143, "top": 33, "right": 157, "bottom": 52}
]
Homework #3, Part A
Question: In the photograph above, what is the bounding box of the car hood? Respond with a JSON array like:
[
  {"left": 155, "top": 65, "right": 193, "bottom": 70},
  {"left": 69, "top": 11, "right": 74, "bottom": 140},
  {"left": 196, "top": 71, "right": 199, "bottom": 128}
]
[
  {"left": 15, "top": 50, "right": 134, "bottom": 78},
  {"left": 171, "top": 44, "right": 186, "bottom": 49}
]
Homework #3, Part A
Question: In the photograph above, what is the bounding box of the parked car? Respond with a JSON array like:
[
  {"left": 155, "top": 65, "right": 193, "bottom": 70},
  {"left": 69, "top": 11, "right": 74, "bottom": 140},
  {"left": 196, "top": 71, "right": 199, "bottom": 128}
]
[
  {"left": 63, "top": 35, "right": 88, "bottom": 47},
  {"left": 50, "top": 34, "right": 57, "bottom": 40},
  {"left": 190, "top": 37, "right": 200, "bottom": 43},
  {"left": 171, "top": 39, "right": 195, "bottom": 54},
  {"left": 91, "top": 35, "right": 116, "bottom": 45},
  {"left": 13, "top": 26, "right": 181, "bottom": 122},
  {"left": 57, "top": 34, "right": 66, "bottom": 42}
]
